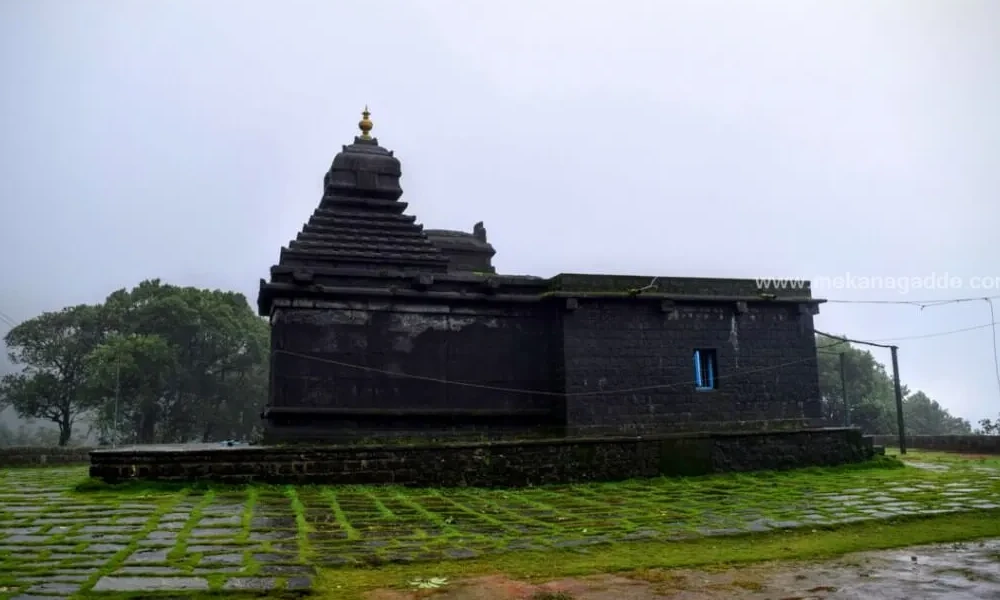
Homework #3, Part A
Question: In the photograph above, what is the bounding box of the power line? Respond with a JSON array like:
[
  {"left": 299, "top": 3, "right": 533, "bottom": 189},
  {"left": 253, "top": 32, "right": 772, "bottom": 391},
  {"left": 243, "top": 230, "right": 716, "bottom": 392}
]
[
  {"left": 823, "top": 293, "right": 1000, "bottom": 308},
  {"left": 865, "top": 321, "right": 999, "bottom": 342},
  {"left": 0, "top": 309, "right": 17, "bottom": 330}
]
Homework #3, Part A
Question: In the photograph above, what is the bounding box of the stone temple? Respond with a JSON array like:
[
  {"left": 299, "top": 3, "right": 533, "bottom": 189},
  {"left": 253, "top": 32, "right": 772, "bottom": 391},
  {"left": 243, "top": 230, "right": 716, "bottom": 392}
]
[
  {"left": 90, "top": 110, "right": 873, "bottom": 485},
  {"left": 258, "top": 108, "right": 826, "bottom": 442}
]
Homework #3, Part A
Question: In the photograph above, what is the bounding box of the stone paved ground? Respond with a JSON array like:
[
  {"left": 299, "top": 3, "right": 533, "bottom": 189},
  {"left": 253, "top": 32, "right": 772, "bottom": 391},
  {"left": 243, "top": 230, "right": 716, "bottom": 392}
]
[{"left": 1, "top": 455, "right": 999, "bottom": 597}]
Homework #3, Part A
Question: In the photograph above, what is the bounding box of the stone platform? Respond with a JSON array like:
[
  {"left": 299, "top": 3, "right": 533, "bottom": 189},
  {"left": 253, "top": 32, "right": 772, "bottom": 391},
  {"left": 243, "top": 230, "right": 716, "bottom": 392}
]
[{"left": 90, "top": 428, "right": 874, "bottom": 486}]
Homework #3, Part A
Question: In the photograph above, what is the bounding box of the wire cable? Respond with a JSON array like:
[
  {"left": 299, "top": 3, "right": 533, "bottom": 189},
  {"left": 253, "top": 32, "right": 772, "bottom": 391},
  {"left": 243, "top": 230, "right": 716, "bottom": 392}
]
[
  {"left": 0, "top": 309, "right": 17, "bottom": 330},
  {"left": 865, "top": 321, "right": 999, "bottom": 343},
  {"left": 274, "top": 349, "right": 822, "bottom": 398},
  {"left": 823, "top": 293, "right": 1000, "bottom": 307}
]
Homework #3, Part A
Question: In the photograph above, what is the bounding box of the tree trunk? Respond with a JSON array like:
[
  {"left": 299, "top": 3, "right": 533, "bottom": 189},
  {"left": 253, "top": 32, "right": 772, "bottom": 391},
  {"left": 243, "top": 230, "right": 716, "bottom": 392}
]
[
  {"left": 201, "top": 422, "right": 214, "bottom": 443},
  {"left": 138, "top": 397, "right": 157, "bottom": 444},
  {"left": 58, "top": 420, "right": 72, "bottom": 446}
]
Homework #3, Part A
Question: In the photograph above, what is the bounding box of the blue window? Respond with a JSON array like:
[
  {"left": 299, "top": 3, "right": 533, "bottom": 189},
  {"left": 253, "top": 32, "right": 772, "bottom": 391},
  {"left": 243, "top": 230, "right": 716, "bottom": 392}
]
[{"left": 693, "top": 349, "right": 717, "bottom": 390}]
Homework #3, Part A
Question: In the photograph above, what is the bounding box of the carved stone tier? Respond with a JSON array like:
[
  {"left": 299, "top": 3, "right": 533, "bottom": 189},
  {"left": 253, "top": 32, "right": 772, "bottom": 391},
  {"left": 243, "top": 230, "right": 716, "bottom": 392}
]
[{"left": 425, "top": 221, "right": 497, "bottom": 273}]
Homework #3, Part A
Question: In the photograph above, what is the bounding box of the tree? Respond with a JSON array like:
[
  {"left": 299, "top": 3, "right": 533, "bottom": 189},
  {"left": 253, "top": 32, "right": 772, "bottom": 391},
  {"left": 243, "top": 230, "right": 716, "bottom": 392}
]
[
  {"left": 903, "top": 390, "right": 971, "bottom": 435},
  {"left": 0, "top": 305, "right": 105, "bottom": 445},
  {"left": 87, "top": 280, "right": 268, "bottom": 444},
  {"left": 85, "top": 333, "right": 176, "bottom": 444},
  {"left": 977, "top": 416, "right": 1000, "bottom": 435},
  {"left": 816, "top": 336, "right": 971, "bottom": 435},
  {"left": 816, "top": 340, "right": 897, "bottom": 434}
]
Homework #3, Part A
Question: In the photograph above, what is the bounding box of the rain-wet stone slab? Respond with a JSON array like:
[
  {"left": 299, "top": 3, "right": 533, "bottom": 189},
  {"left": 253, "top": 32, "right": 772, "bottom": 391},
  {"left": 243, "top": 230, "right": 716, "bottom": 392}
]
[
  {"left": 287, "top": 576, "right": 313, "bottom": 590},
  {"left": 249, "top": 531, "right": 297, "bottom": 541},
  {"left": 259, "top": 565, "right": 314, "bottom": 575},
  {"left": 92, "top": 576, "right": 210, "bottom": 592},
  {"left": 190, "top": 528, "right": 240, "bottom": 537},
  {"left": 5, "top": 535, "right": 51, "bottom": 544},
  {"left": 87, "top": 544, "right": 126, "bottom": 554},
  {"left": 124, "top": 549, "right": 171, "bottom": 563},
  {"left": 187, "top": 544, "right": 244, "bottom": 553},
  {"left": 147, "top": 529, "right": 179, "bottom": 538},
  {"left": 26, "top": 582, "right": 80, "bottom": 595},
  {"left": 223, "top": 577, "right": 278, "bottom": 591},
  {"left": 201, "top": 516, "right": 242, "bottom": 527},
  {"left": 115, "top": 566, "right": 186, "bottom": 575},
  {"left": 199, "top": 553, "right": 244, "bottom": 566}
]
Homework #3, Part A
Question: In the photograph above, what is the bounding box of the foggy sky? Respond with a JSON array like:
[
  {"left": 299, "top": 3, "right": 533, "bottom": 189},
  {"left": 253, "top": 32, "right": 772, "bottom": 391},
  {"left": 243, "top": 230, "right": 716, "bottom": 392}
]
[{"left": 1, "top": 0, "right": 998, "bottom": 424}]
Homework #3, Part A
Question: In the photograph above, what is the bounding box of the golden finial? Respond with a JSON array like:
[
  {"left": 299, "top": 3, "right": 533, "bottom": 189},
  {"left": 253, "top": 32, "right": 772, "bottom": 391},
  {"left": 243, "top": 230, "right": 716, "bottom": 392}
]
[{"left": 358, "top": 105, "right": 373, "bottom": 140}]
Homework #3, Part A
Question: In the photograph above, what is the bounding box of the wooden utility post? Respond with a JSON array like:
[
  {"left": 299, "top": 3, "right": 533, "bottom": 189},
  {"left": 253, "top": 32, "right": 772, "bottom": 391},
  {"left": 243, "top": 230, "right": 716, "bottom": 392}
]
[
  {"left": 816, "top": 330, "right": 908, "bottom": 455},
  {"left": 839, "top": 352, "right": 850, "bottom": 427},
  {"left": 890, "top": 345, "right": 906, "bottom": 454}
]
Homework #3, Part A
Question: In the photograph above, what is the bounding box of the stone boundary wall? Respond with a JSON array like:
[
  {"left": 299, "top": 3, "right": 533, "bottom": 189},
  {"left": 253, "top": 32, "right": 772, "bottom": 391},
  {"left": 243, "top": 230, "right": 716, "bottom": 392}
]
[
  {"left": 91, "top": 428, "right": 873, "bottom": 487},
  {"left": 0, "top": 446, "right": 96, "bottom": 467},
  {"left": 872, "top": 435, "right": 1000, "bottom": 454}
]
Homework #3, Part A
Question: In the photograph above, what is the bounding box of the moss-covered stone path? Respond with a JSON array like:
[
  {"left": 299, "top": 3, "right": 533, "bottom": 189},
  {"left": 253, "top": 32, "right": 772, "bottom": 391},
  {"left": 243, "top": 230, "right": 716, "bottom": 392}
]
[{"left": 1, "top": 454, "right": 999, "bottom": 597}]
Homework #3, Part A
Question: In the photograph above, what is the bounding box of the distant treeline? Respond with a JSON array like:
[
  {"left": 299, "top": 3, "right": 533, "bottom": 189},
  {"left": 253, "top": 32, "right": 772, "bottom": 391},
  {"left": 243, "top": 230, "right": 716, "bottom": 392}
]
[{"left": 1, "top": 280, "right": 267, "bottom": 446}]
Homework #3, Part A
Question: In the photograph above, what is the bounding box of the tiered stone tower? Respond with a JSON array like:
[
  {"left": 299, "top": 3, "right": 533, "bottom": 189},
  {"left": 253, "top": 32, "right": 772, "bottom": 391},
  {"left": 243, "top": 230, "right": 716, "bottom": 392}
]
[
  {"left": 261, "top": 107, "right": 449, "bottom": 289},
  {"left": 258, "top": 109, "right": 554, "bottom": 443}
]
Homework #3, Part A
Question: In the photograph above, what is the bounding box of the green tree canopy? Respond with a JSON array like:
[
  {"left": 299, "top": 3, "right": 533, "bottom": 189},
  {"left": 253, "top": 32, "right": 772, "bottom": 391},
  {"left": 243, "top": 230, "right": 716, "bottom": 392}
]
[
  {"left": 87, "top": 280, "right": 269, "bottom": 444},
  {"left": 816, "top": 335, "right": 971, "bottom": 435}
]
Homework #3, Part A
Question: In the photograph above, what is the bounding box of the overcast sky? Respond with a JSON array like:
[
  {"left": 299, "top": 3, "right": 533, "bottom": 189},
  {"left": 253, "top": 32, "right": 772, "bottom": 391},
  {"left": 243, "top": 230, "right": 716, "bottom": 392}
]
[{"left": 1, "top": 0, "right": 998, "bottom": 425}]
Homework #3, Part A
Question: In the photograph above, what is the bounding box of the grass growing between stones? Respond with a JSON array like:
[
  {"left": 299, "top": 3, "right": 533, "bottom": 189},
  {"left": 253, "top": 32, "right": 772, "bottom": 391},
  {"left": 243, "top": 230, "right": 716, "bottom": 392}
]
[
  {"left": 2, "top": 452, "right": 1000, "bottom": 598},
  {"left": 315, "top": 509, "right": 1000, "bottom": 599}
]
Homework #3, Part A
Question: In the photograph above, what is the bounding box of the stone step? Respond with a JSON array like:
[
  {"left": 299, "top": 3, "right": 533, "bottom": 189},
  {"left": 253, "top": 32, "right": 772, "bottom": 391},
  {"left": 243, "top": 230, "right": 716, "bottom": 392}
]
[
  {"left": 306, "top": 214, "right": 422, "bottom": 231},
  {"left": 296, "top": 230, "right": 430, "bottom": 246},
  {"left": 289, "top": 239, "right": 443, "bottom": 255},
  {"left": 312, "top": 206, "right": 415, "bottom": 223},
  {"left": 303, "top": 223, "right": 426, "bottom": 240},
  {"left": 279, "top": 247, "right": 448, "bottom": 266}
]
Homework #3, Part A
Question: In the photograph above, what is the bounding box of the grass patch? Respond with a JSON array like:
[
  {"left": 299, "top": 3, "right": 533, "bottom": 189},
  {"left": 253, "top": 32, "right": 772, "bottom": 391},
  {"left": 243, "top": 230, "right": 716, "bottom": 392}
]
[
  {"left": 895, "top": 449, "right": 1000, "bottom": 469},
  {"left": 313, "top": 508, "right": 1000, "bottom": 599}
]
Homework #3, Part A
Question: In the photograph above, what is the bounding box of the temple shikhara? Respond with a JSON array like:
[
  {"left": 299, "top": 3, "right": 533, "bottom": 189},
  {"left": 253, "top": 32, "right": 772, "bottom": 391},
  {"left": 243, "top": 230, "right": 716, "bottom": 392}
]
[{"left": 91, "top": 109, "right": 873, "bottom": 486}]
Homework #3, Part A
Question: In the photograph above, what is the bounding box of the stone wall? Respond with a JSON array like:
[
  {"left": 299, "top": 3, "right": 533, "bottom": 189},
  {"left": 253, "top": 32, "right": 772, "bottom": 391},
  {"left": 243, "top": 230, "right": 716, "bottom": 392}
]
[
  {"left": 872, "top": 435, "right": 1000, "bottom": 454},
  {"left": 90, "top": 428, "right": 872, "bottom": 486},
  {"left": 559, "top": 298, "right": 823, "bottom": 435},
  {"left": 263, "top": 272, "right": 825, "bottom": 442},
  {"left": 266, "top": 299, "right": 561, "bottom": 441},
  {"left": 0, "top": 446, "right": 95, "bottom": 467}
]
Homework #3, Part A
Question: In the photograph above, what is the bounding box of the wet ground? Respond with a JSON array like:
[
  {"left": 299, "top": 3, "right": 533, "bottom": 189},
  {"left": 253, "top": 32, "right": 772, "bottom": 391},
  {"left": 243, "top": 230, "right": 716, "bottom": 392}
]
[{"left": 367, "top": 538, "right": 1000, "bottom": 599}]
